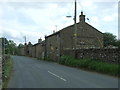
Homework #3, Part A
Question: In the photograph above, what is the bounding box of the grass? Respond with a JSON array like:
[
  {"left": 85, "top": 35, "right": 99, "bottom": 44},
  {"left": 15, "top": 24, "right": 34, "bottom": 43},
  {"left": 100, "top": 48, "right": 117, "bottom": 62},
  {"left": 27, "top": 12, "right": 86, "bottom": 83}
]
[
  {"left": 38, "top": 57, "right": 52, "bottom": 62},
  {"left": 59, "top": 56, "right": 119, "bottom": 77},
  {"left": 2, "top": 55, "right": 13, "bottom": 88}
]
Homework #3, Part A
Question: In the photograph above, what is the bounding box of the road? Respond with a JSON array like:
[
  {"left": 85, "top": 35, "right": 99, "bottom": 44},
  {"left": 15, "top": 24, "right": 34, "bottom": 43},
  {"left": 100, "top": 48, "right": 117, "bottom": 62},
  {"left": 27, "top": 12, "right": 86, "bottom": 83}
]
[{"left": 8, "top": 56, "right": 118, "bottom": 88}]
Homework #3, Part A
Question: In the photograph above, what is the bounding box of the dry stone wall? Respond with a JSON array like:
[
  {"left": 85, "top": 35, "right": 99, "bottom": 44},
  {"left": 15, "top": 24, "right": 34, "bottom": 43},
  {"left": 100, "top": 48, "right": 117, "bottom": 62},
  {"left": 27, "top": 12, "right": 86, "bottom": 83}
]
[{"left": 62, "top": 48, "right": 119, "bottom": 64}]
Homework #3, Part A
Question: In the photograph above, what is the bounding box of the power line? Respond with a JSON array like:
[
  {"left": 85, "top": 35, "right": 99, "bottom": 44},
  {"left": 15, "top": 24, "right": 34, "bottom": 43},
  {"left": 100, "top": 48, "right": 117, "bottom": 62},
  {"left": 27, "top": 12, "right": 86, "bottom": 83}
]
[
  {"left": 77, "top": 0, "right": 91, "bottom": 24},
  {"left": 61, "top": 1, "right": 75, "bottom": 28}
]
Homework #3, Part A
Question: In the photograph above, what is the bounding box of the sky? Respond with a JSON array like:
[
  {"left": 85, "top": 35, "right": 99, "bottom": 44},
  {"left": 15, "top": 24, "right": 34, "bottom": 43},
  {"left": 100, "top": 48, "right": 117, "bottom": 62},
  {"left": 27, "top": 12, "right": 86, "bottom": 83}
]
[{"left": 0, "top": 0, "right": 119, "bottom": 45}]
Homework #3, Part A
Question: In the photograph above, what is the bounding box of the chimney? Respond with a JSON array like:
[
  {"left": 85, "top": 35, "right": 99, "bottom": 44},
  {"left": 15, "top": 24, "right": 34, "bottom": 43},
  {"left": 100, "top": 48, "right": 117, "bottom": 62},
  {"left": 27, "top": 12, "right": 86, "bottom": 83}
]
[
  {"left": 28, "top": 42, "right": 31, "bottom": 45},
  {"left": 24, "top": 43, "right": 27, "bottom": 46},
  {"left": 79, "top": 11, "right": 85, "bottom": 22},
  {"left": 28, "top": 42, "right": 32, "bottom": 46},
  {"left": 53, "top": 30, "right": 55, "bottom": 33},
  {"left": 38, "top": 38, "right": 42, "bottom": 43}
]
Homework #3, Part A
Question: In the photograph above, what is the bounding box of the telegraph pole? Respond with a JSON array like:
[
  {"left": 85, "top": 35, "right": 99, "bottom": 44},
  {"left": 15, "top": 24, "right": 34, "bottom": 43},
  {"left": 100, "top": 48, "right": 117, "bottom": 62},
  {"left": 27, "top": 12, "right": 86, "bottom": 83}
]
[
  {"left": 24, "top": 36, "right": 26, "bottom": 43},
  {"left": 74, "top": 0, "right": 77, "bottom": 49},
  {"left": 74, "top": 0, "right": 77, "bottom": 58},
  {"left": 24, "top": 36, "right": 26, "bottom": 44},
  {"left": 55, "top": 25, "right": 57, "bottom": 31},
  {"left": 24, "top": 36, "right": 27, "bottom": 56}
]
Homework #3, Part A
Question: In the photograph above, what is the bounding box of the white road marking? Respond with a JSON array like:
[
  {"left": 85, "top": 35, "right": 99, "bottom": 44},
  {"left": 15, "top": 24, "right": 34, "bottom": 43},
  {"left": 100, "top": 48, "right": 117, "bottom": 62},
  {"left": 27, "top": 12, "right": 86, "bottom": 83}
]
[{"left": 48, "top": 71, "right": 67, "bottom": 81}]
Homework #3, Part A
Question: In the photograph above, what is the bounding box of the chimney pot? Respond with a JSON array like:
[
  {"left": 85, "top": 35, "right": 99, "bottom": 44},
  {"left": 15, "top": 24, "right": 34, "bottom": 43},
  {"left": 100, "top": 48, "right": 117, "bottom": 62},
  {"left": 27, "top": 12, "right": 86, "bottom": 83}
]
[{"left": 79, "top": 11, "right": 85, "bottom": 22}]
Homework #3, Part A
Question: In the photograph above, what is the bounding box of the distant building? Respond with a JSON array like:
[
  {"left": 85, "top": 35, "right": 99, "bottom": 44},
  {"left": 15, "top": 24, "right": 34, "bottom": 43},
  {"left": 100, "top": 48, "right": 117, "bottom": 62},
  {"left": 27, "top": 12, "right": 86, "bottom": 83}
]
[
  {"left": 18, "top": 43, "right": 28, "bottom": 56},
  {"left": 18, "top": 38, "right": 45, "bottom": 59},
  {"left": 31, "top": 39, "right": 45, "bottom": 59},
  {"left": 45, "top": 12, "right": 103, "bottom": 61},
  {"left": 27, "top": 42, "right": 33, "bottom": 57}
]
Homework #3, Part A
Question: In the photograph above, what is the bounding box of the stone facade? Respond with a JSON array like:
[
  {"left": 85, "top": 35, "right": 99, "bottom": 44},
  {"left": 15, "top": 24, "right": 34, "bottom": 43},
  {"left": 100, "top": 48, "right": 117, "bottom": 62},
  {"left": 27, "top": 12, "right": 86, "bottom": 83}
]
[
  {"left": 19, "top": 47, "right": 25, "bottom": 56},
  {"left": 35, "top": 42, "right": 45, "bottom": 59},
  {"left": 18, "top": 43, "right": 28, "bottom": 56},
  {"left": 19, "top": 39, "right": 45, "bottom": 59},
  {"left": 45, "top": 32, "right": 60, "bottom": 61},
  {"left": 27, "top": 42, "right": 33, "bottom": 57},
  {"left": 45, "top": 12, "right": 103, "bottom": 61},
  {"left": 31, "top": 44, "right": 36, "bottom": 58}
]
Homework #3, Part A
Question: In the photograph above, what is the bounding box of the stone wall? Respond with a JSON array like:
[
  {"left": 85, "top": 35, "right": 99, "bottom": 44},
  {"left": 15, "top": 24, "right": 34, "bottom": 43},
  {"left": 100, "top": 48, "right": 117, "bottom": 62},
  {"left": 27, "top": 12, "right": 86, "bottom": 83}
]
[
  {"left": 0, "top": 38, "right": 2, "bottom": 89},
  {"left": 31, "top": 46, "right": 36, "bottom": 58},
  {"left": 18, "top": 41, "right": 45, "bottom": 59},
  {"left": 62, "top": 48, "right": 120, "bottom": 64},
  {"left": 35, "top": 43, "right": 45, "bottom": 59},
  {"left": 19, "top": 47, "right": 25, "bottom": 56},
  {"left": 45, "top": 33, "right": 60, "bottom": 61}
]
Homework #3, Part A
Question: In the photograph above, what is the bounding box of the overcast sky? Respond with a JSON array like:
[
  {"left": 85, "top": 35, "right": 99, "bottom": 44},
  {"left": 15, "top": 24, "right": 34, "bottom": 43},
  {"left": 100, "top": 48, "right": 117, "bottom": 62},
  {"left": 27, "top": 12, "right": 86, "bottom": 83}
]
[{"left": 0, "top": 0, "right": 119, "bottom": 45}]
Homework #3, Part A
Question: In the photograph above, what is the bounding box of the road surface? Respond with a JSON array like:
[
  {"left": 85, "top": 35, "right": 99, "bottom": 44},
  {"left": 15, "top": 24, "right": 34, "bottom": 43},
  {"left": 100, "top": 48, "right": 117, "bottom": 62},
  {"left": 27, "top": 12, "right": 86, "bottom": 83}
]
[{"left": 8, "top": 56, "right": 118, "bottom": 88}]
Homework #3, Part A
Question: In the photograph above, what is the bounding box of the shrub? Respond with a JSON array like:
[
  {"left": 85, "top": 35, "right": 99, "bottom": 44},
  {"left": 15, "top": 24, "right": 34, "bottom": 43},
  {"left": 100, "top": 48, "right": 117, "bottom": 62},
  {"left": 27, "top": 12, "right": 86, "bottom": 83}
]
[{"left": 59, "top": 56, "right": 119, "bottom": 76}]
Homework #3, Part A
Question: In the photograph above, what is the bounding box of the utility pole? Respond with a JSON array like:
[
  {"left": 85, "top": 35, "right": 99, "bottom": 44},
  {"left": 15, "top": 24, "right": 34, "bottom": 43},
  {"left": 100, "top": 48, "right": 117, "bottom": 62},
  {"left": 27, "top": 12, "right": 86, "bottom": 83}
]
[
  {"left": 55, "top": 25, "right": 57, "bottom": 31},
  {"left": 24, "top": 36, "right": 27, "bottom": 56},
  {"left": 74, "top": 0, "right": 77, "bottom": 58},
  {"left": 24, "top": 36, "right": 26, "bottom": 43},
  {"left": 24, "top": 36, "right": 26, "bottom": 44}
]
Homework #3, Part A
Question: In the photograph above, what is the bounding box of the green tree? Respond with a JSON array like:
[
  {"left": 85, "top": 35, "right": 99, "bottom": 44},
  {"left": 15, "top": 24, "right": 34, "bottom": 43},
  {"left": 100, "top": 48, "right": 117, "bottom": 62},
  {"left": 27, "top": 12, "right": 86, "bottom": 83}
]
[
  {"left": 115, "top": 40, "right": 120, "bottom": 48},
  {"left": 8, "top": 40, "right": 17, "bottom": 54},
  {"left": 18, "top": 43, "right": 24, "bottom": 48},
  {"left": 1, "top": 38, "right": 19, "bottom": 55},
  {"left": 103, "top": 32, "right": 117, "bottom": 47}
]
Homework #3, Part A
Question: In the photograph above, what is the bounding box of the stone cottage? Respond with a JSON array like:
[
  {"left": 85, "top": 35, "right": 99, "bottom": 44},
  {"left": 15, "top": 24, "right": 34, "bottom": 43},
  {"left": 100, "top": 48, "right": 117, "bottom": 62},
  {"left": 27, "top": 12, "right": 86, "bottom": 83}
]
[
  {"left": 18, "top": 43, "right": 28, "bottom": 56},
  {"left": 31, "top": 38, "right": 45, "bottom": 59},
  {"left": 27, "top": 42, "right": 33, "bottom": 57},
  {"left": 45, "top": 12, "right": 103, "bottom": 61}
]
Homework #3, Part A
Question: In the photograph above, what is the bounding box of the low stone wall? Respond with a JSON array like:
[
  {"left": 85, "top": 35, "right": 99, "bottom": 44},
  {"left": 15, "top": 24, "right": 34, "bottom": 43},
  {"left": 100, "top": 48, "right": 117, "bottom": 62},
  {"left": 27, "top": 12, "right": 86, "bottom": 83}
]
[{"left": 62, "top": 48, "right": 120, "bottom": 64}]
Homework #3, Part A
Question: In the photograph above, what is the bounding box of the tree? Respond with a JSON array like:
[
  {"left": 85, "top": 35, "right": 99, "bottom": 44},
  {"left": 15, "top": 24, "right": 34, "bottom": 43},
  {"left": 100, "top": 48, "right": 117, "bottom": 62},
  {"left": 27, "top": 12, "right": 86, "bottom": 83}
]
[
  {"left": 103, "top": 32, "right": 117, "bottom": 47},
  {"left": 18, "top": 43, "right": 24, "bottom": 48},
  {"left": 7, "top": 40, "right": 17, "bottom": 54},
  {"left": 115, "top": 40, "right": 120, "bottom": 48},
  {"left": 2, "top": 38, "right": 18, "bottom": 55}
]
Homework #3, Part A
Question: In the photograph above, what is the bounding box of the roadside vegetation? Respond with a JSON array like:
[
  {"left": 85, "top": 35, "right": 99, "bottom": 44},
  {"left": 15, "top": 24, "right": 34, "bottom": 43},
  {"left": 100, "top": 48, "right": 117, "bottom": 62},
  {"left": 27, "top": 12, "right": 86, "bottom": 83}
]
[
  {"left": 103, "top": 32, "right": 120, "bottom": 48},
  {"left": 38, "top": 57, "right": 52, "bottom": 62},
  {"left": 59, "top": 56, "right": 119, "bottom": 77},
  {"left": 2, "top": 55, "right": 13, "bottom": 88}
]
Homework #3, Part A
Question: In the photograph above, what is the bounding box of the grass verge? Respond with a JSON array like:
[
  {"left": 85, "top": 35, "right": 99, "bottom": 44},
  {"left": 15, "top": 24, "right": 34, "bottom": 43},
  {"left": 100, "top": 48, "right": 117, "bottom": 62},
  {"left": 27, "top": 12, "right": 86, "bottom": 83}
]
[
  {"left": 59, "top": 56, "right": 119, "bottom": 77},
  {"left": 2, "top": 55, "right": 13, "bottom": 88}
]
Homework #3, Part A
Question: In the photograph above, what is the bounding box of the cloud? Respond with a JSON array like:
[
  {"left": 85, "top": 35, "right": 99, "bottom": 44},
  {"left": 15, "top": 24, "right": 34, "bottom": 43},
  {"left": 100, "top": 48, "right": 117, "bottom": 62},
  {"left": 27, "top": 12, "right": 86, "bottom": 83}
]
[
  {"left": 102, "top": 16, "right": 114, "bottom": 22},
  {"left": 0, "top": 2, "right": 75, "bottom": 45},
  {"left": 0, "top": 0, "right": 119, "bottom": 3},
  {"left": 0, "top": 0, "right": 118, "bottom": 45},
  {"left": 90, "top": 16, "right": 100, "bottom": 29},
  {"left": 0, "top": 26, "right": 44, "bottom": 44}
]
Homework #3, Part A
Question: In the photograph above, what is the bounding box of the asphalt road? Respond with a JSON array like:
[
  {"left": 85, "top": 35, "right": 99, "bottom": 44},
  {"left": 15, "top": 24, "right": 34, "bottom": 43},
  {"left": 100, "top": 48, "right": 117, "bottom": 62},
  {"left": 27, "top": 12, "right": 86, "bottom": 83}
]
[{"left": 8, "top": 56, "right": 118, "bottom": 88}]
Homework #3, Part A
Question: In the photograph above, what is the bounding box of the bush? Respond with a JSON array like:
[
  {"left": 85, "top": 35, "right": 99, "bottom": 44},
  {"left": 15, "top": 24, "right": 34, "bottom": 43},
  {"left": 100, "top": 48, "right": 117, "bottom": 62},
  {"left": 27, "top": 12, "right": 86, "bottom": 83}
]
[
  {"left": 59, "top": 56, "right": 119, "bottom": 76},
  {"left": 43, "top": 57, "right": 51, "bottom": 61}
]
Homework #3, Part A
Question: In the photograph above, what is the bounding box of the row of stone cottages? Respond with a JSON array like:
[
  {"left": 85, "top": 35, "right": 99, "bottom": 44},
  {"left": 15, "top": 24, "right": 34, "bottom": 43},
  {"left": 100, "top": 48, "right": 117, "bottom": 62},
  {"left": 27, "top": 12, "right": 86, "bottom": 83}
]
[{"left": 18, "top": 12, "right": 103, "bottom": 61}]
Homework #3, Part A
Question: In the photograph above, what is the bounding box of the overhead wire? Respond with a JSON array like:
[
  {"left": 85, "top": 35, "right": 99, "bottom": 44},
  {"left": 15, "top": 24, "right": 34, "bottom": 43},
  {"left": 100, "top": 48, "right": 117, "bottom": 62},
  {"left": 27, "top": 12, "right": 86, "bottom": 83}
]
[
  {"left": 77, "top": 0, "right": 91, "bottom": 24},
  {"left": 60, "top": 0, "right": 75, "bottom": 29}
]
